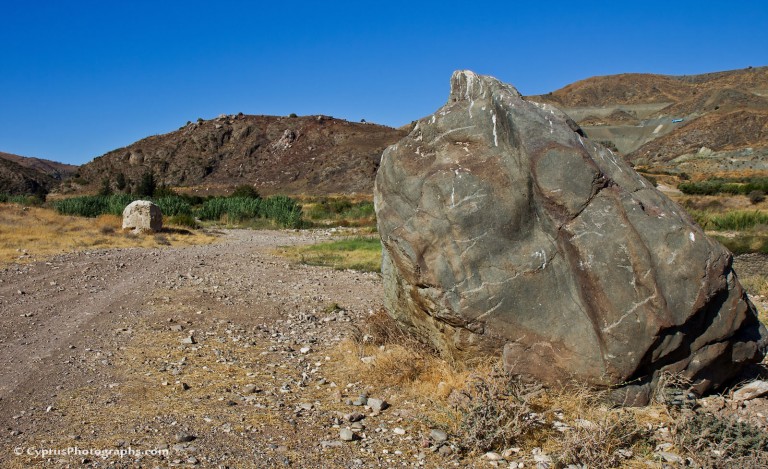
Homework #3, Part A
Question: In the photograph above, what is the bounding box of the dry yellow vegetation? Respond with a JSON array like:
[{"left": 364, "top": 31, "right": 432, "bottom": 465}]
[{"left": 0, "top": 203, "right": 219, "bottom": 266}]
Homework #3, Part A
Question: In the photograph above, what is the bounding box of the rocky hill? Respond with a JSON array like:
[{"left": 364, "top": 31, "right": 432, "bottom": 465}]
[
  {"left": 77, "top": 114, "right": 407, "bottom": 196},
  {"left": 529, "top": 66, "right": 768, "bottom": 175},
  {"left": 0, "top": 153, "right": 55, "bottom": 196},
  {"left": 0, "top": 151, "right": 78, "bottom": 181}
]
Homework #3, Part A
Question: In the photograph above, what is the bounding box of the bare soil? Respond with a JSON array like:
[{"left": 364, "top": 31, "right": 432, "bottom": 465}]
[{"left": 0, "top": 230, "right": 449, "bottom": 468}]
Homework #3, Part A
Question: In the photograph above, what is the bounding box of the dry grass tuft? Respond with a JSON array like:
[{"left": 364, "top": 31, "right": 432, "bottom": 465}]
[
  {"left": 0, "top": 203, "right": 219, "bottom": 266},
  {"left": 557, "top": 410, "right": 646, "bottom": 467},
  {"left": 457, "top": 369, "right": 545, "bottom": 454}
]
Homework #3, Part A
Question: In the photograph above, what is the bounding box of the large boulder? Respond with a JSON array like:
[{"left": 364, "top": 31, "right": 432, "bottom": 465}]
[
  {"left": 122, "top": 200, "right": 162, "bottom": 233},
  {"left": 374, "top": 71, "right": 767, "bottom": 404}
]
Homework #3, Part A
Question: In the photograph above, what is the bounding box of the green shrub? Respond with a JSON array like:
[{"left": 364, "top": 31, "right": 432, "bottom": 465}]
[
  {"left": 709, "top": 211, "right": 768, "bottom": 231},
  {"left": 261, "top": 195, "right": 303, "bottom": 228},
  {"left": 307, "top": 197, "right": 374, "bottom": 222},
  {"left": 167, "top": 213, "right": 198, "bottom": 228},
  {"left": 678, "top": 177, "right": 768, "bottom": 196},
  {"left": 99, "top": 177, "right": 112, "bottom": 196},
  {"left": 230, "top": 185, "right": 261, "bottom": 199},
  {"left": 676, "top": 413, "right": 768, "bottom": 465},
  {"left": 197, "top": 197, "right": 262, "bottom": 222},
  {"left": 749, "top": 190, "right": 766, "bottom": 204},
  {"left": 154, "top": 196, "right": 192, "bottom": 216},
  {"left": 154, "top": 185, "right": 178, "bottom": 198},
  {"left": 135, "top": 171, "right": 156, "bottom": 197},
  {"left": 0, "top": 194, "right": 42, "bottom": 205}
]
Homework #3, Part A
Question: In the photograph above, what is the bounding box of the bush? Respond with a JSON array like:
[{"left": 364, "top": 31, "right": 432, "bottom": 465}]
[
  {"left": 196, "top": 197, "right": 262, "bottom": 222},
  {"left": 678, "top": 177, "right": 768, "bottom": 196},
  {"left": 0, "top": 194, "right": 42, "bottom": 206},
  {"left": 676, "top": 413, "right": 768, "bottom": 465},
  {"left": 307, "top": 197, "right": 375, "bottom": 223},
  {"left": 261, "top": 195, "right": 303, "bottom": 228},
  {"left": 458, "top": 371, "right": 544, "bottom": 453},
  {"left": 558, "top": 414, "right": 644, "bottom": 467},
  {"left": 154, "top": 196, "right": 192, "bottom": 216},
  {"left": 135, "top": 172, "right": 156, "bottom": 197},
  {"left": 709, "top": 211, "right": 768, "bottom": 231},
  {"left": 154, "top": 184, "right": 178, "bottom": 198},
  {"left": 167, "top": 213, "right": 198, "bottom": 228},
  {"left": 53, "top": 194, "right": 192, "bottom": 219},
  {"left": 230, "top": 185, "right": 261, "bottom": 199},
  {"left": 115, "top": 173, "right": 127, "bottom": 191},
  {"left": 98, "top": 177, "right": 112, "bottom": 196},
  {"left": 749, "top": 190, "right": 766, "bottom": 204},
  {"left": 53, "top": 195, "right": 124, "bottom": 218}
]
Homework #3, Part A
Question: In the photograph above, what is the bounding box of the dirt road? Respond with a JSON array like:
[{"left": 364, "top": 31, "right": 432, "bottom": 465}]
[{"left": 0, "top": 229, "right": 437, "bottom": 468}]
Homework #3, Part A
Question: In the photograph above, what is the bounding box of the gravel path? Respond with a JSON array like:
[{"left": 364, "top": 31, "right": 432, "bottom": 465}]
[{"left": 0, "top": 230, "right": 446, "bottom": 468}]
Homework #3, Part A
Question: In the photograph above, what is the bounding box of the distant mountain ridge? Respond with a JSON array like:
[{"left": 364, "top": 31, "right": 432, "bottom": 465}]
[
  {"left": 0, "top": 151, "right": 78, "bottom": 195},
  {"left": 3, "top": 66, "right": 767, "bottom": 197},
  {"left": 529, "top": 66, "right": 768, "bottom": 174},
  {"left": 0, "top": 152, "right": 78, "bottom": 181}
]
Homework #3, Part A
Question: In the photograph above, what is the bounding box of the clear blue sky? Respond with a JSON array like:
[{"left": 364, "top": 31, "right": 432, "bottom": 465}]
[{"left": 1, "top": 0, "right": 766, "bottom": 165}]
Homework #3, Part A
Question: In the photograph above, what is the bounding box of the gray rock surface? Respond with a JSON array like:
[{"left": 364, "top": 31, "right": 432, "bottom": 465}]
[
  {"left": 374, "top": 70, "right": 767, "bottom": 402},
  {"left": 122, "top": 200, "right": 162, "bottom": 233}
]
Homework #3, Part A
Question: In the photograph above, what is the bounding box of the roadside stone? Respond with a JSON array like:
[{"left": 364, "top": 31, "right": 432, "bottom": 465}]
[
  {"left": 430, "top": 429, "right": 448, "bottom": 443},
  {"left": 367, "top": 397, "right": 388, "bottom": 412},
  {"left": 242, "top": 384, "right": 260, "bottom": 394},
  {"left": 656, "top": 451, "right": 683, "bottom": 463},
  {"left": 438, "top": 445, "right": 453, "bottom": 457},
  {"left": 181, "top": 336, "right": 196, "bottom": 345},
  {"left": 175, "top": 434, "right": 196, "bottom": 443},
  {"left": 340, "top": 428, "right": 355, "bottom": 441},
  {"left": 352, "top": 395, "right": 368, "bottom": 406},
  {"left": 733, "top": 380, "right": 768, "bottom": 401}
]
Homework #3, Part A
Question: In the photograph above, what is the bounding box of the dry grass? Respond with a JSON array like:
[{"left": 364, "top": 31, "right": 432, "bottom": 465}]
[
  {"left": 741, "top": 274, "right": 768, "bottom": 297},
  {"left": 0, "top": 203, "right": 219, "bottom": 266},
  {"left": 327, "top": 310, "right": 690, "bottom": 465},
  {"left": 326, "top": 309, "right": 473, "bottom": 434}
]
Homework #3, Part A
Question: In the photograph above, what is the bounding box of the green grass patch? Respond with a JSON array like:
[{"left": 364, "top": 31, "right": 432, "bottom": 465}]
[
  {"left": 690, "top": 210, "right": 768, "bottom": 231},
  {"left": 304, "top": 196, "right": 376, "bottom": 227},
  {"left": 678, "top": 177, "right": 768, "bottom": 196},
  {"left": 0, "top": 194, "right": 45, "bottom": 206},
  {"left": 196, "top": 195, "right": 302, "bottom": 228},
  {"left": 279, "top": 237, "right": 382, "bottom": 272},
  {"left": 712, "top": 234, "right": 768, "bottom": 255}
]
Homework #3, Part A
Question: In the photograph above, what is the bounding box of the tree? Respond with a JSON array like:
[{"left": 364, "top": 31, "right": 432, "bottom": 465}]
[
  {"left": 98, "top": 177, "right": 112, "bottom": 196},
  {"left": 115, "top": 172, "right": 127, "bottom": 191},
  {"left": 136, "top": 171, "right": 156, "bottom": 197}
]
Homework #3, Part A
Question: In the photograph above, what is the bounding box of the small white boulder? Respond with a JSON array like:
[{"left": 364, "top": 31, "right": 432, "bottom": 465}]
[{"left": 122, "top": 200, "right": 162, "bottom": 233}]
